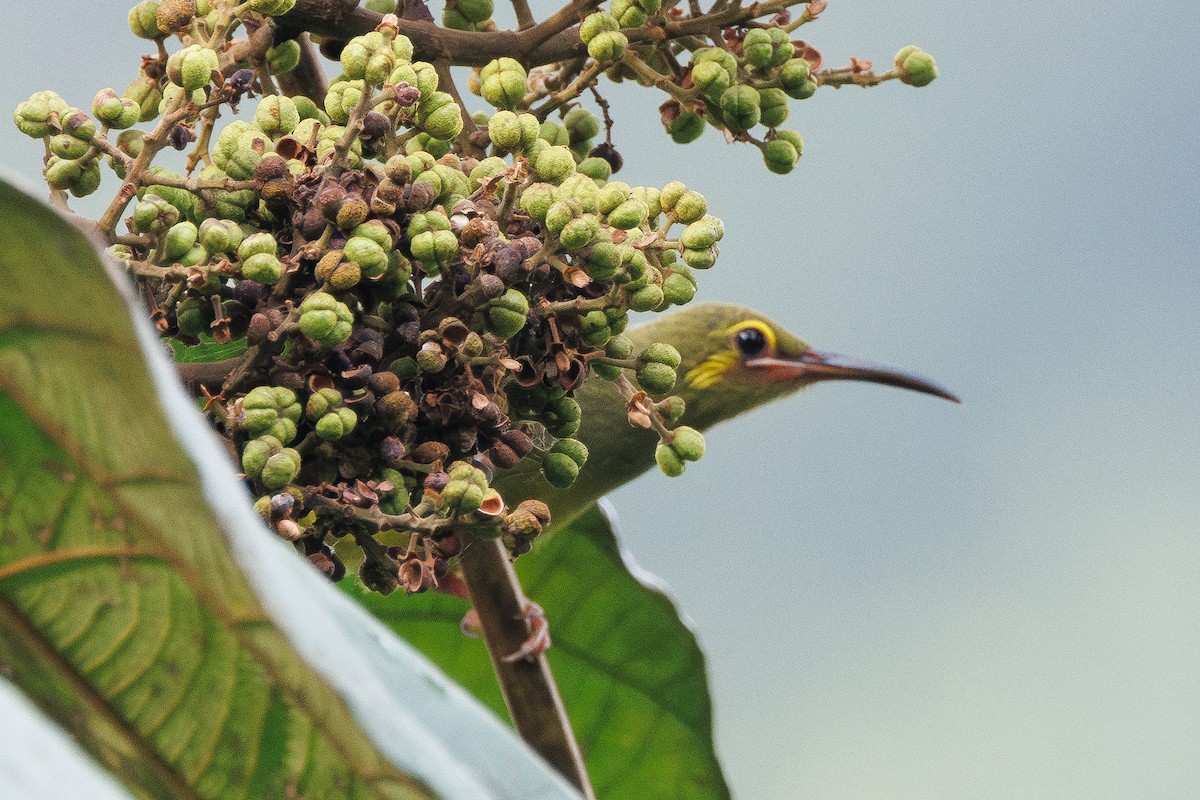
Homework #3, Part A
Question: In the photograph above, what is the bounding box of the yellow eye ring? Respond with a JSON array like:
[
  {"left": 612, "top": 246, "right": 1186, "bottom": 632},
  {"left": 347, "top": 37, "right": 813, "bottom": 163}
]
[{"left": 727, "top": 320, "right": 776, "bottom": 358}]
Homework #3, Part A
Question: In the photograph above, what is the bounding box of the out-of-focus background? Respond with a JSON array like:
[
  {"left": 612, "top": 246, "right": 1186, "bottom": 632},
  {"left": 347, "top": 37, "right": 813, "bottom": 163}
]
[{"left": 3, "top": 2, "right": 1197, "bottom": 798}]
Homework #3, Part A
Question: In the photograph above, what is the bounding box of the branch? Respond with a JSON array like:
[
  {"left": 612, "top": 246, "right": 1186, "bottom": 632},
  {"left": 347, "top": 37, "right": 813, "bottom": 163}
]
[
  {"left": 280, "top": 0, "right": 813, "bottom": 67},
  {"left": 279, "top": 0, "right": 586, "bottom": 66},
  {"left": 457, "top": 537, "right": 595, "bottom": 799},
  {"left": 176, "top": 356, "right": 246, "bottom": 394}
]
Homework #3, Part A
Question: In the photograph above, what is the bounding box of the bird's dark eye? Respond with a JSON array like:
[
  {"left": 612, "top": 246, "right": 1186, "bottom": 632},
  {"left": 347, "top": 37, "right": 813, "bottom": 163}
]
[{"left": 734, "top": 326, "right": 768, "bottom": 357}]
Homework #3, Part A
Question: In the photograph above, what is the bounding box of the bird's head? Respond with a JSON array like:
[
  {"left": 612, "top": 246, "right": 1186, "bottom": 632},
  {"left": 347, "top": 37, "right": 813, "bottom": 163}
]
[{"left": 635, "top": 303, "right": 959, "bottom": 431}]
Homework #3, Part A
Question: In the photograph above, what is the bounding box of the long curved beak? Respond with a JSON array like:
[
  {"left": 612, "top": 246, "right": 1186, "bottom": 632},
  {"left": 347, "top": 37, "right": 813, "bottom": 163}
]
[{"left": 747, "top": 349, "right": 961, "bottom": 403}]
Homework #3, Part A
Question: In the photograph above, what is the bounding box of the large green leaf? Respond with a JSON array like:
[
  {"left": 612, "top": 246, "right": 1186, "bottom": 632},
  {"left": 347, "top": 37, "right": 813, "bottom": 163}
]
[
  {"left": 0, "top": 674, "right": 137, "bottom": 800},
  {"left": 353, "top": 503, "right": 730, "bottom": 800},
  {"left": 0, "top": 172, "right": 581, "bottom": 800}
]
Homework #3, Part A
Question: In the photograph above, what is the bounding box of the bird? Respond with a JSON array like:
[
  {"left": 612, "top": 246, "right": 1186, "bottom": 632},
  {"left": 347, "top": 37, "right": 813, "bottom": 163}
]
[{"left": 496, "top": 302, "right": 959, "bottom": 532}]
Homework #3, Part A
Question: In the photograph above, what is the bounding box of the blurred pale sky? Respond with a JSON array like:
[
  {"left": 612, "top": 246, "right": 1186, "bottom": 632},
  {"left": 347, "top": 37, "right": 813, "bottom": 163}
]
[{"left": 3, "top": 2, "right": 1197, "bottom": 798}]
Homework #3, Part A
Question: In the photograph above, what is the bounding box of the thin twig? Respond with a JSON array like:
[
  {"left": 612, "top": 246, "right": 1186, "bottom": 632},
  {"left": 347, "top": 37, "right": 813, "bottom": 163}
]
[
  {"left": 530, "top": 59, "right": 605, "bottom": 120},
  {"left": 510, "top": 0, "right": 537, "bottom": 30},
  {"left": 620, "top": 50, "right": 691, "bottom": 101},
  {"left": 816, "top": 67, "right": 899, "bottom": 88}
]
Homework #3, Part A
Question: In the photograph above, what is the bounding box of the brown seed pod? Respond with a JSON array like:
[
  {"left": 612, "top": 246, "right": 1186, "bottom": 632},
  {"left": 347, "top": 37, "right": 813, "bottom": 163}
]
[
  {"left": 500, "top": 427, "right": 534, "bottom": 458},
  {"left": 411, "top": 441, "right": 451, "bottom": 464},
  {"left": 368, "top": 370, "right": 401, "bottom": 395},
  {"left": 336, "top": 193, "right": 369, "bottom": 229},
  {"left": 314, "top": 249, "right": 344, "bottom": 283},
  {"left": 489, "top": 440, "right": 520, "bottom": 469},
  {"left": 156, "top": 0, "right": 197, "bottom": 33},
  {"left": 376, "top": 390, "right": 418, "bottom": 428},
  {"left": 316, "top": 182, "right": 347, "bottom": 221}
]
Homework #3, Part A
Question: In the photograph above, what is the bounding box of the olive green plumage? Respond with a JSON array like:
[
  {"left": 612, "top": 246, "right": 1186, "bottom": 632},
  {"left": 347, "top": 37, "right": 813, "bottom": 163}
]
[{"left": 496, "top": 302, "right": 956, "bottom": 532}]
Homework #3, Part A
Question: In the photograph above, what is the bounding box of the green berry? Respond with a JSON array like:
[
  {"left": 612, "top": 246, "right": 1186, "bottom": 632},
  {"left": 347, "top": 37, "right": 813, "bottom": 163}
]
[
  {"left": 779, "top": 58, "right": 815, "bottom": 98},
  {"left": 544, "top": 198, "right": 581, "bottom": 237},
  {"left": 410, "top": 229, "right": 459, "bottom": 273},
  {"left": 298, "top": 292, "right": 354, "bottom": 347},
  {"left": 670, "top": 426, "right": 705, "bottom": 461},
  {"left": 767, "top": 28, "right": 795, "bottom": 67},
  {"left": 742, "top": 28, "right": 774, "bottom": 69},
  {"left": 249, "top": 0, "right": 297, "bottom": 16},
  {"left": 343, "top": 235, "right": 389, "bottom": 278},
  {"left": 419, "top": 93, "right": 465, "bottom": 140},
  {"left": 637, "top": 362, "right": 677, "bottom": 395},
  {"left": 49, "top": 134, "right": 88, "bottom": 160},
  {"left": 92, "top": 88, "right": 140, "bottom": 130},
  {"left": 758, "top": 87, "right": 789, "bottom": 128},
  {"left": 719, "top": 84, "right": 761, "bottom": 132},
  {"left": 238, "top": 232, "right": 277, "bottom": 260},
  {"left": 577, "top": 156, "right": 612, "bottom": 181},
  {"left": 763, "top": 137, "right": 799, "bottom": 174},
  {"left": 580, "top": 310, "right": 612, "bottom": 347},
  {"left": 545, "top": 396, "right": 582, "bottom": 437},
  {"left": 680, "top": 216, "right": 724, "bottom": 249},
  {"left": 267, "top": 39, "right": 302, "bottom": 74},
  {"left": 641, "top": 342, "right": 681, "bottom": 368},
  {"left": 585, "top": 241, "right": 624, "bottom": 281},
  {"left": 254, "top": 95, "right": 300, "bottom": 136},
  {"left": 559, "top": 214, "right": 601, "bottom": 250},
  {"left": 655, "top": 426, "right": 705, "bottom": 476},
  {"left": 541, "top": 438, "right": 589, "bottom": 489},
  {"left": 457, "top": 0, "right": 494, "bottom": 24},
  {"left": 13, "top": 91, "right": 68, "bottom": 138},
  {"left": 667, "top": 110, "right": 705, "bottom": 144},
  {"left": 608, "top": 197, "right": 650, "bottom": 230},
  {"left": 629, "top": 283, "right": 665, "bottom": 312},
  {"left": 535, "top": 145, "right": 576, "bottom": 184},
  {"left": 260, "top": 449, "right": 301, "bottom": 489},
  {"left": 167, "top": 44, "right": 219, "bottom": 92},
  {"left": 486, "top": 289, "right": 529, "bottom": 338},
  {"left": 241, "top": 435, "right": 281, "bottom": 479},
  {"left": 519, "top": 181, "right": 556, "bottom": 223},
  {"left": 671, "top": 190, "right": 707, "bottom": 223},
  {"left": 682, "top": 246, "right": 718, "bottom": 269},
  {"left": 655, "top": 442, "right": 685, "bottom": 476},
  {"left": 691, "top": 60, "right": 731, "bottom": 99},
  {"left": 316, "top": 407, "right": 357, "bottom": 439},
  {"left": 661, "top": 269, "right": 697, "bottom": 306},
  {"left": 895, "top": 46, "right": 937, "bottom": 87},
  {"left": 164, "top": 221, "right": 198, "bottom": 261},
  {"left": 563, "top": 107, "right": 600, "bottom": 144},
  {"left": 774, "top": 129, "right": 804, "bottom": 156},
  {"left": 128, "top": 0, "right": 166, "bottom": 39},
  {"left": 579, "top": 12, "right": 620, "bottom": 44},
  {"left": 480, "top": 57, "right": 527, "bottom": 109},
  {"left": 306, "top": 387, "right": 342, "bottom": 419},
  {"left": 588, "top": 30, "right": 629, "bottom": 63},
  {"left": 611, "top": 0, "right": 646, "bottom": 27},
  {"left": 488, "top": 109, "right": 523, "bottom": 150},
  {"left": 242, "top": 252, "right": 283, "bottom": 283}
]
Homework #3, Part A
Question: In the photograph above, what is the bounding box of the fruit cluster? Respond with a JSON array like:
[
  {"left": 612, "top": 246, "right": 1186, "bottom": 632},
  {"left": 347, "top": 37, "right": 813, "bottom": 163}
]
[{"left": 13, "top": 0, "right": 935, "bottom": 592}]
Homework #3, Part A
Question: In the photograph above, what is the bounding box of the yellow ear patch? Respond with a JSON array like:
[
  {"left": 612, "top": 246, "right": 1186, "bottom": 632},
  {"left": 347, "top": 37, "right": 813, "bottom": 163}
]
[{"left": 686, "top": 349, "right": 738, "bottom": 389}]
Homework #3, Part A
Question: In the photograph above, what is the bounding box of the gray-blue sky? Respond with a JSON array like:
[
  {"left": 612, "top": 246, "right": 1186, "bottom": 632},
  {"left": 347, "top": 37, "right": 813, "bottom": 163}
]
[{"left": 3, "top": 2, "right": 1197, "bottom": 797}]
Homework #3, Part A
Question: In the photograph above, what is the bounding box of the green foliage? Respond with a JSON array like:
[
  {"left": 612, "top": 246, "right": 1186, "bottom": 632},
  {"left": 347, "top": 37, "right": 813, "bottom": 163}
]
[{"left": 0, "top": 175, "right": 580, "bottom": 800}]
